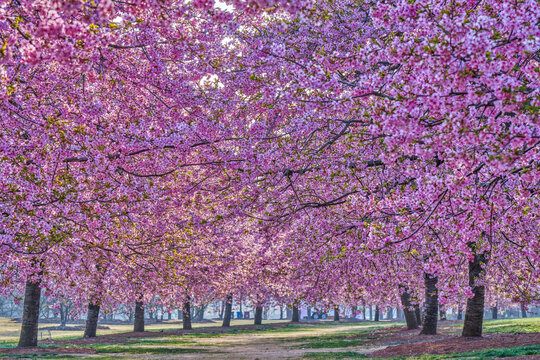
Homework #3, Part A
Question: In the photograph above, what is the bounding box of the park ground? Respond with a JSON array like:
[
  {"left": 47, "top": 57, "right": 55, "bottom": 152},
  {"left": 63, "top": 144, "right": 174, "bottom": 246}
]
[{"left": 0, "top": 317, "right": 539, "bottom": 359}]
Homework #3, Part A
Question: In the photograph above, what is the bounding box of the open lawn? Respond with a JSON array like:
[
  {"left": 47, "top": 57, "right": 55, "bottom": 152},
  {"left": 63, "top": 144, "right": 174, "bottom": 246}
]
[{"left": 0, "top": 317, "right": 538, "bottom": 359}]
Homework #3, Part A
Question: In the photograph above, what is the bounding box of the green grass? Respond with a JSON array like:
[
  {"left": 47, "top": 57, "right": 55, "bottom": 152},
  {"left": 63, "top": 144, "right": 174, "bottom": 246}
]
[
  {"left": 295, "top": 331, "right": 374, "bottom": 349},
  {"left": 482, "top": 318, "right": 540, "bottom": 333},
  {"left": 300, "top": 338, "right": 369, "bottom": 348},
  {"left": 0, "top": 355, "right": 81, "bottom": 359},
  {"left": 94, "top": 344, "right": 207, "bottom": 354},
  {"left": 293, "top": 325, "right": 392, "bottom": 349}
]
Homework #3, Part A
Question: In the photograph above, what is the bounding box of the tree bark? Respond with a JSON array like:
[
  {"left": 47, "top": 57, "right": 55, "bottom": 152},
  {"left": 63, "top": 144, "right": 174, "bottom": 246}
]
[
  {"left": 59, "top": 303, "right": 67, "bottom": 329},
  {"left": 420, "top": 273, "right": 438, "bottom": 335},
  {"left": 399, "top": 287, "right": 418, "bottom": 330},
  {"left": 457, "top": 306, "right": 463, "bottom": 320},
  {"left": 183, "top": 301, "right": 192, "bottom": 330},
  {"left": 84, "top": 301, "right": 100, "bottom": 338},
  {"left": 291, "top": 305, "right": 300, "bottom": 322},
  {"left": 134, "top": 301, "right": 145, "bottom": 332},
  {"left": 374, "top": 306, "right": 380, "bottom": 322},
  {"left": 18, "top": 279, "right": 42, "bottom": 347},
  {"left": 222, "top": 295, "right": 233, "bottom": 327},
  {"left": 414, "top": 304, "right": 421, "bottom": 325},
  {"left": 521, "top": 303, "right": 527, "bottom": 318},
  {"left": 254, "top": 306, "right": 263, "bottom": 325},
  {"left": 334, "top": 307, "right": 340, "bottom": 321},
  {"left": 462, "top": 250, "right": 488, "bottom": 337},
  {"left": 492, "top": 306, "right": 497, "bottom": 319}
]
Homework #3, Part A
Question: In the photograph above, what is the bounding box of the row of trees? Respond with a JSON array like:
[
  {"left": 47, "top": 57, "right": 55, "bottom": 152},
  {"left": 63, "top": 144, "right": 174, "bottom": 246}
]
[{"left": 0, "top": 0, "right": 538, "bottom": 348}]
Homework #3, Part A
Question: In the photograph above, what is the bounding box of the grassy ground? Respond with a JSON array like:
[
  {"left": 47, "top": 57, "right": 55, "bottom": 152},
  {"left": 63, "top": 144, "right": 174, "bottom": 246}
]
[
  {"left": 0, "top": 317, "right": 290, "bottom": 343},
  {"left": 0, "top": 317, "right": 538, "bottom": 359}
]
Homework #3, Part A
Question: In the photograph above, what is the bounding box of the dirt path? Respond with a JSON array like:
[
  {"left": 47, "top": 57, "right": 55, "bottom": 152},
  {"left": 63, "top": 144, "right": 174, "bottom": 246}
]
[{"left": 161, "top": 324, "right": 389, "bottom": 359}]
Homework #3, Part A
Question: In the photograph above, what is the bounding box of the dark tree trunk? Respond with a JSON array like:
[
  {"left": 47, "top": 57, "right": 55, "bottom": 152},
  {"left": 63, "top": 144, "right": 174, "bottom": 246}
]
[
  {"left": 307, "top": 307, "right": 312, "bottom": 318},
  {"left": 178, "top": 309, "right": 182, "bottom": 320},
  {"left": 521, "top": 303, "right": 527, "bottom": 318},
  {"left": 254, "top": 306, "right": 263, "bottom": 325},
  {"left": 491, "top": 306, "right": 497, "bottom": 319},
  {"left": 134, "top": 301, "right": 145, "bottom": 332},
  {"left": 291, "top": 305, "right": 300, "bottom": 322},
  {"left": 84, "top": 302, "right": 100, "bottom": 338},
  {"left": 334, "top": 307, "right": 340, "bottom": 321},
  {"left": 399, "top": 287, "right": 418, "bottom": 330},
  {"left": 369, "top": 305, "right": 373, "bottom": 321},
  {"left": 280, "top": 305, "right": 284, "bottom": 320},
  {"left": 420, "top": 273, "right": 438, "bottom": 335},
  {"left": 363, "top": 306, "right": 366, "bottom": 320},
  {"left": 183, "top": 301, "right": 192, "bottom": 330},
  {"left": 219, "top": 301, "right": 225, "bottom": 320},
  {"left": 457, "top": 306, "right": 463, "bottom": 320},
  {"left": 396, "top": 307, "right": 403, "bottom": 321},
  {"left": 374, "top": 306, "right": 380, "bottom": 322},
  {"left": 18, "top": 280, "right": 42, "bottom": 348},
  {"left": 415, "top": 304, "right": 421, "bottom": 325},
  {"left": 462, "top": 250, "right": 488, "bottom": 337},
  {"left": 440, "top": 309, "right": 447, "bottom": 321},
  {"left": 222, "top": 295, "right": 232, "bottom": 327},
  {"left": 168, "top": 312, "right": 172, "bottom": 320},
  {"left": 286, "top": 307, "right": 292, "bottom": 320},
  {"left": 59, "top": 303, "right": 67, "bottom": 329}
]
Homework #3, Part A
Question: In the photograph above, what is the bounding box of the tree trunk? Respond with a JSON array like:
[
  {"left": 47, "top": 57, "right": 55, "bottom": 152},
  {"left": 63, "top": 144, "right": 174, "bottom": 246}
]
[
  {"left": 222, "top": 295, "right": 232, "bottom": 327},
  {"left": 457, "top": 306, "right": 463, "bottom": 320},
  {"left": 84, "top": 302, "right": 100, "bottom": 338},
  {"left": 183, "top": 301, "right": 192, "bottom": 330},
  {"left": 415, "top": 304, "right": 421, "bottom": 325},
  {"left": 420, "top": 273, "right": 438, "bottom": 335},
  {"left": 18, "top": 280, "right": 42, "bottom": 348},
  {"left": 396, "top": 307, "right": 403, "bottom": 321},
  {"left": 291, "top": 305, "right": 300, "bottom": 322},
  {"left": 369, "top": 305, "right": 373, "bottom": 321},
  {"left": 219, "top": 301, "right": 225, "bottom": 320},
  {"left": 334, "top": 307, "right": 340, "bottom": 321},
  {"left": 280, "top": 305, "right": 284, "bottom": 320},
  {"left": 254, "top": 306, "right": 263, "bottom": 325},
  {"left": 59, "top": 303, "right": 67, "bottom": 329},
  {"left": 399, "top": 287, "right": 418, "bottom": 330},
  {"left": 462, "top": 250, "right": 488, "bottom": 337},
  {"left": 178, "top": 309, "right": 182, "bottom": 320},
  {"left": 521, "top": 303, "right": 527, "bottom": 318},
  {"left": 491, "top": 306, "right": 497, "bottom": 319},
  {"left": 374, "top": 306, "right": 380, "bottom": 322},
  {"left": 134, "top": 301, "right": 145, "bottom": 332},
  {"left": 440, "top": 309, "right": 447, "bottom": 321}
]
